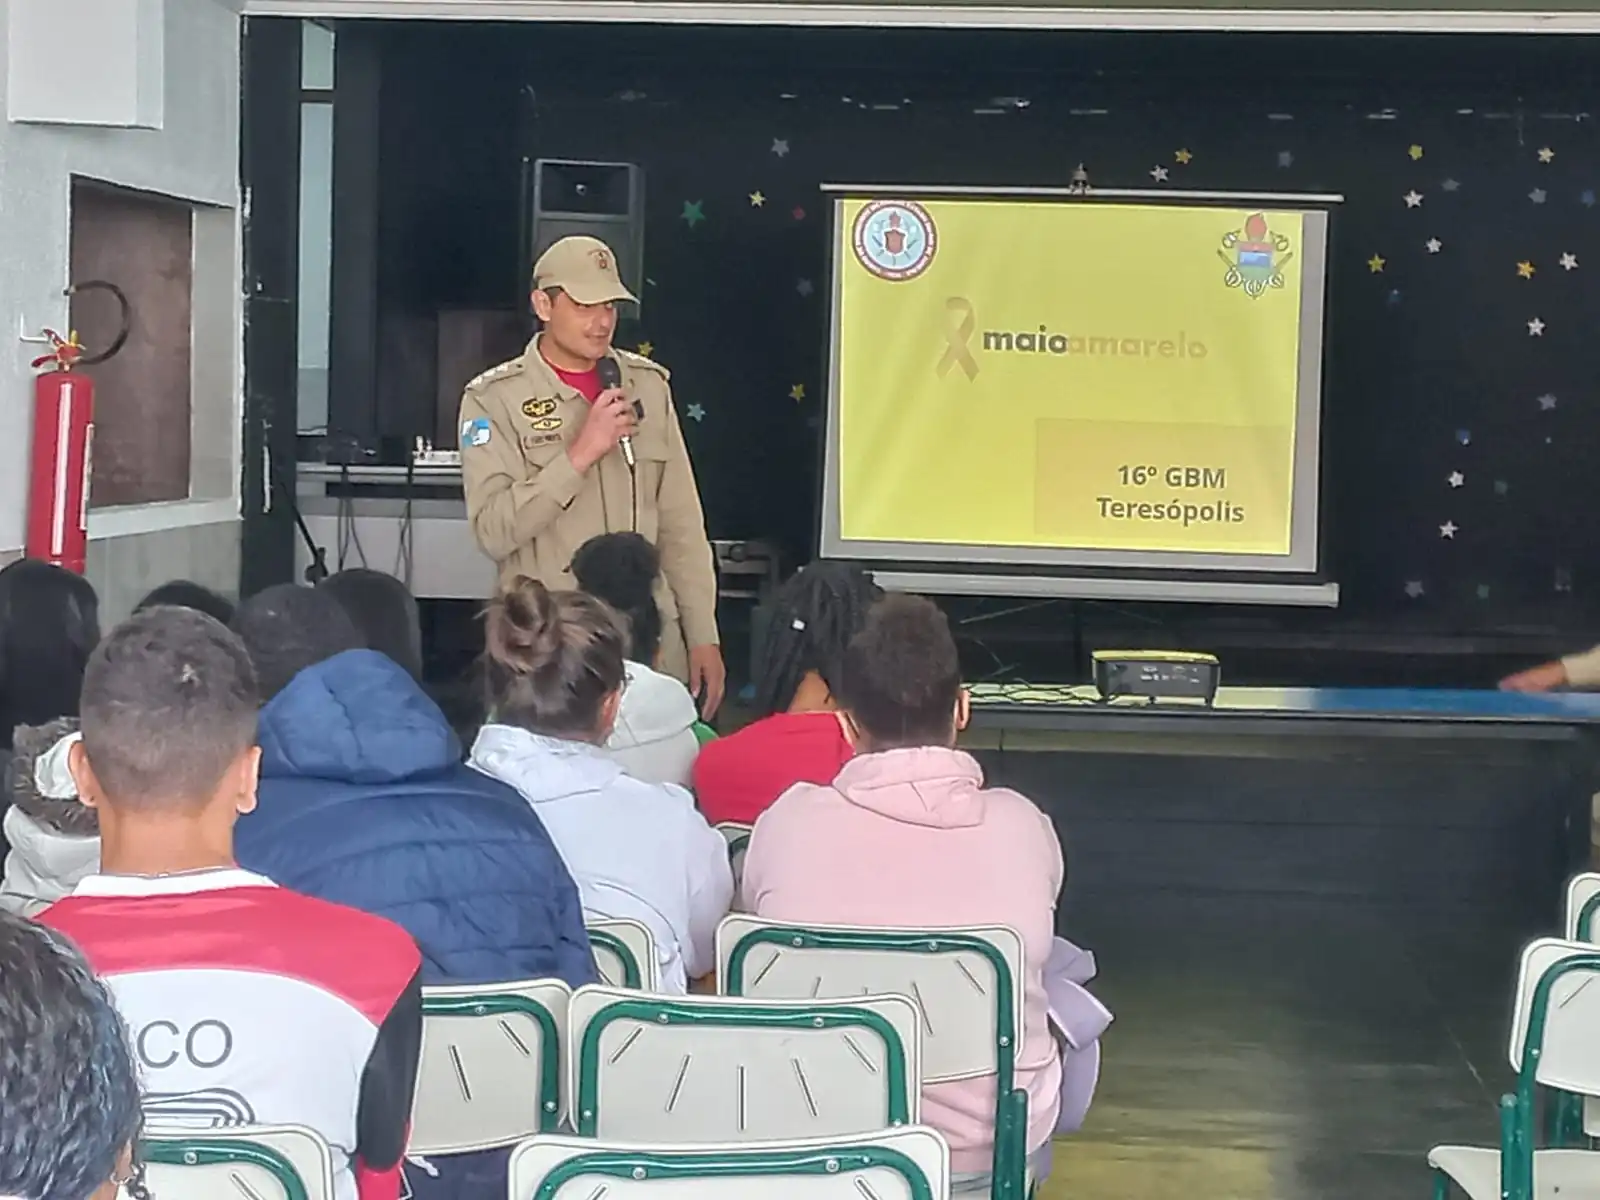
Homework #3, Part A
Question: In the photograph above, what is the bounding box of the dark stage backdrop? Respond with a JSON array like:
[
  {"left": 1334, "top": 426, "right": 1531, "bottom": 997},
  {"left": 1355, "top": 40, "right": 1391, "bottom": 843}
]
[{"left": 368, "top": 22, "right": 1600, "bottom": 660}]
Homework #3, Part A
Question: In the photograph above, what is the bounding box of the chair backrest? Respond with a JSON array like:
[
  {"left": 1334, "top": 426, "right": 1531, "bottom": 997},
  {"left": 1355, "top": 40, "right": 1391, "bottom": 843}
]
[
  {"left": 716, "top": 822, "right": 754, "bottom": 892},
  {"left": 717, "top": 915, "right": 1025, "bottom": 1086},
  {"left": 411, "top": 979, "right": 571, "bottom": 1154},
  {"left": 1565, "top": 873, "right": 1600, "bottom": 942},
  {"left": 507, "top": 1127, "right": 950, "bottom": 1200},
  {"left": 142, "top": 1125, "right": 335, "bottom": 1200},
  {"left": 566, "top": 984, "right": 921, "bottom": 1143},
  {"left": 1509, "top": 938, "right": 1600, "bottom": 1097},
  {"left": 588, "top": 917, "right": 659, "bottom": 990}
]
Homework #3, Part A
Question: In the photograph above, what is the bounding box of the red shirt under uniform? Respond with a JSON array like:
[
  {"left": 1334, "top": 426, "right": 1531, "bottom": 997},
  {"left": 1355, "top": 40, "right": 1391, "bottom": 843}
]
[
  {"left": 693, "top": 711, "right": 855, "bottom": 826},
  {"left": 547, "top": 360, "right": 602, "bottom": 402},
  {"left": 42, "top": 868, "right": 422, "bottom": 1200}
]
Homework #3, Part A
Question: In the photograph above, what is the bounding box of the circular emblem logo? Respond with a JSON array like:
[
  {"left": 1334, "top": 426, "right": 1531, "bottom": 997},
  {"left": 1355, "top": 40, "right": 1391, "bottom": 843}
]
[{"left": 852, "top": 200, "right": 937, "bottom": 282}]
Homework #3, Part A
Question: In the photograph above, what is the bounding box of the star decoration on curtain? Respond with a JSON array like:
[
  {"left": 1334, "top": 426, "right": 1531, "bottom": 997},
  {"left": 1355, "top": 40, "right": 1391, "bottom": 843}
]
[
  {"left": 1530, "top": 188, "right": 1548, "bottom": 205},
  {"left": 1517, "top": 260, "right": 1536, "bottom": 279},
  {"left": 1367, "top": 254, "right": 1386, "bottom": 273},
  {"left": 1456, "top": 429, "right": 1472, "bottom": 445},
  {"left": 1404, "top": 190, "right": 1424, "bottom": 208},
  {"left": 789, "top": 383, "right": 806, "bottom": 402},
  {"left": 681, "top": 200, "right": 706, "bottom": 227},
  {"left": 1426, "top": 238, "right": 1443, "bottom": 253},
  {"left": 1387, "top": 288, "right": 1403, "bottom": 306},
  {"left": 1408, "top": 144, "right": 1425, "bottom": 160},
  {"left": 1538, "top": 393, "right": 1558, "bottom": 410},
  {"left": 1584, "top": 189, "right": 1598, "bottom": 208},
  {"left": 1494, "top": 479, "right": 1509, "bottom": 495},
  {"left": 1150, "top": 165, "right": 1170, "bottom": 182},
  {"left": 1561, "top": 252, "right": 1579, "bottom": 270},
  {"left": 771, "top": 138, "right": 790, "bottom": 157},
  {"left": 1538, "top": 146, "right": 1556, "bottom": 163},
  {"left": 685, "top": 403, "right": 706, "bottom": 422},
  {"left": 1528, "top": 317, "right": 1546, "bottom": 336},
  {"left": 796, "top": 278, "right": 814, "bottom": 297},
  {"left": 749, "top": 191, "right": 766, "bottom": 207},
  {"left": 1448, "top": 471, "right": 1464, "bottom": 487},
  {"left": 1440, "top": 521, "right": 1458, "bottom": 538},
  {"left": 1477, "top": 584, "right": 1492, "bottom": 600},
  {"left": 1174, "top": 148, "right": 1193, "bottom": 164},
  {"left": 636, "top": 341, "right": 654, "bottom": 357},
  {"left": 792, "top": 206, "right": 806, "bottom": 222},
  {"left": 1277, "top": 150, "right": 1294, "bottom": 168},
  {"left": 1441, "top": 178, "right": 1461, "bottom": 192},
  {"left": 1405, "top": 580, "right": 1426, "bottom": 598}
]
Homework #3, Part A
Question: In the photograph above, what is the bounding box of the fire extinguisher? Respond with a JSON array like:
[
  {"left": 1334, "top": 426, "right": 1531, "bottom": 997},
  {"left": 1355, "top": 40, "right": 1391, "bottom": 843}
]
[{"left": 26, "top": 281, "right": 129, "bottom": 574}]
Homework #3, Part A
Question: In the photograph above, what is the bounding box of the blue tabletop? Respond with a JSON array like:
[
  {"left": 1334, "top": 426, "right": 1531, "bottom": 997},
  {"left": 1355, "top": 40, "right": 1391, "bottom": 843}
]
[{"left": 967, "top": 682, "right": 1600, "bottom": 723}]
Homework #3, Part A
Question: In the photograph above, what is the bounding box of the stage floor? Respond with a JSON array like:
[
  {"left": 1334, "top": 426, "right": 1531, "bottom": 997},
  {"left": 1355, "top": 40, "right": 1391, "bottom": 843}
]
[{"left": 1038, "top": 894, "right": 1521, "bottom": 1200}]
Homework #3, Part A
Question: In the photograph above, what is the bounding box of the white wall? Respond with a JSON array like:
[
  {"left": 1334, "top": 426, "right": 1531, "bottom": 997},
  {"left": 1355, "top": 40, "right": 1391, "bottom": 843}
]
[{"left": 0, "top": 0, "right": 242, "bottom": 612}]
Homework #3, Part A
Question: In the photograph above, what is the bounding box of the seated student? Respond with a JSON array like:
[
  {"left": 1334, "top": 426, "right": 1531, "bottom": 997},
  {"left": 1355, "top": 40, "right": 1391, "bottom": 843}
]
[
  {"left": 469, "top": 577, "right": 733, "bottom": 992},
  {"left": 134, "top": 579, "right": 236, "bottom": 625},
  {"left": 39, "top": 607, "right": 422, "bottom": 1200},
  {"left": 571, "top": 532, "right": 701, "bottom": 787},
  {"left": 693, "top": 562, "right": 882, "bottom": 825},
  {"left": 742, "top": 595, "right": 1065, "bottom": 1181},
  {"left": 0, "top": 717, "right": 95, "bottom": 915},
  {"left": 231, "top": 584, "right": 596, "bottom": 989},
  {"left": 0, "top": 910, "right": 147, "bottom": 1200},
  {"left": 319, "top": 568, "right": 425, "bottom": 681}
]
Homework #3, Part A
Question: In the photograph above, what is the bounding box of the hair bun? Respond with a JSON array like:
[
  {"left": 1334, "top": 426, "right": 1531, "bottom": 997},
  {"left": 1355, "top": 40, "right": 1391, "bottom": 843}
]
[{"left": 488, "top": 577, "right": 562, "bottom": 673}]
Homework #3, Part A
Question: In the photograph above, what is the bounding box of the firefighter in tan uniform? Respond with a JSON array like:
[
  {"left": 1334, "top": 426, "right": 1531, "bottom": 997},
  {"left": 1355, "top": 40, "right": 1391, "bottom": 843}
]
[{"left": 459, "top": 235, "right": 725, "bottom": 716}]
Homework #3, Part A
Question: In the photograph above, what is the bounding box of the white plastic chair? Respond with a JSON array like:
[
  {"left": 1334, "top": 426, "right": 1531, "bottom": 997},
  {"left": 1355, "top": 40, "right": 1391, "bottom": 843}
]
[
  {"left": 565, "top": 984, "right": 921, "bottom": 1143},
  {"left": 1564, "top": 873, "right": 1600, "bottom": 942},
  {"left": 410, "top": 979, "right": 570, "bottom": 1155},
  {"left": 716, "top": 916, "right": 1029, "bottom": 1200},
  {"left": 715, "top": 822, "right": 754, "bottom": 891},
  {"left": 141, "top": 1124, "right": 335, "bottom": 1200},
  {"left": 587, "top": 917, "right": 659, "bottom": 990},
  {"left": 1429, "top": 937, "right": 1600, "bottom": 1200},
  {"left": 507, "top": 1127, "right": 951, "bottom": 1200}
]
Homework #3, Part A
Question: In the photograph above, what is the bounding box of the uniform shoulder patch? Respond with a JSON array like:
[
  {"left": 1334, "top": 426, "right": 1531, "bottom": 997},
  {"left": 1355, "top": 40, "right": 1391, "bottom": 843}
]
[
  {"left": 465, "top": 358, "right": 525, "bottom": 392},
  {"left": 615, "top": 347, "right": 670, "bottom": 382}
]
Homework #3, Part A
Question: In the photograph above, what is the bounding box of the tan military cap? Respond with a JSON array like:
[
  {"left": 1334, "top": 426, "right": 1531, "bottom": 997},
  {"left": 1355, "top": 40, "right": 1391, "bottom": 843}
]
[{"left": 531, "top": 236, "right": 637, "bottom": 306}]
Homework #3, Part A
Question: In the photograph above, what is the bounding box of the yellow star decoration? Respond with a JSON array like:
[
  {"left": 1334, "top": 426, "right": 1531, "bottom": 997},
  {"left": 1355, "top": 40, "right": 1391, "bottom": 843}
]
[
  {"left": 1517, "top": 260, "right": 1536, "bottom": 279},
  {"left": 636, "top": 341, "right": 654, "bottom": 357},
  {"left": 749, "top": 191, "right": 766, "bottom": 207},
  {"left": 1174, "top": 148, "right": 1193, "bottom": 164},
  {"left": 1408, "top": 144, "right": 1424, "bottom": 161},
  {"left": 789, "top": 383, "right": 806, "bottom": 403},
  {"left": 1367, "top": 254, "right": 1386, "bottom": 273}
]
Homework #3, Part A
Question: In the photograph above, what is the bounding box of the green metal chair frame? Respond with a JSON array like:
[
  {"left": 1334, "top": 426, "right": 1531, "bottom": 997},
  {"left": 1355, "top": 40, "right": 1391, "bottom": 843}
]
[
  {"left": 525, "top": 1143, "right": 937, "bottom": 1200},
  {"left": 587, "top": 926, "right": 646, "bottom": 990},
  {"left": 572, "top": 994, "right": 915, "bottom": 1137},
  {"left": 141, "top": 1136, "right": 312, "bottom": 1200},
  {"left": 721, "top": 924, "right": 1029, "bottom": 1200},
  {"left": 421, "top": 989, "right": 565, "bottom": 1134},
  {"left": 1432, "top": 948, "right": 1600, "bottom": 1200}
]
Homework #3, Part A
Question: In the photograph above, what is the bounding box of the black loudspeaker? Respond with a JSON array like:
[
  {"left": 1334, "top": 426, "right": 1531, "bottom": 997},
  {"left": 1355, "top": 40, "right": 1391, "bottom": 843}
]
[{"left": 523, "top": 159, "right": 646, "bottom": 317}]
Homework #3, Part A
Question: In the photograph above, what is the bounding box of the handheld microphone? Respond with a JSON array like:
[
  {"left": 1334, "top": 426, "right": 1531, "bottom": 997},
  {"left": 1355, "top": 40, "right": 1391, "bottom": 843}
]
[{"left": 596, "top": 357, "right": 636, "bottom": 469}]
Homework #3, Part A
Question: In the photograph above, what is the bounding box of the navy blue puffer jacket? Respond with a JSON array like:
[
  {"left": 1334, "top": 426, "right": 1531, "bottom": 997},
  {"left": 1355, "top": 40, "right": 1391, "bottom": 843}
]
[{"left": 236, "top": 649, "right": 596, "bottom": 989}]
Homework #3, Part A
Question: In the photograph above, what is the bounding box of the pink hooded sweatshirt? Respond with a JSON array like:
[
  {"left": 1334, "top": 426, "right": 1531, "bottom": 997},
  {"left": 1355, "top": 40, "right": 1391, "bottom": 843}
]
[{"left": 742, "top": 745, "right": 1064, "bottom": 1173}]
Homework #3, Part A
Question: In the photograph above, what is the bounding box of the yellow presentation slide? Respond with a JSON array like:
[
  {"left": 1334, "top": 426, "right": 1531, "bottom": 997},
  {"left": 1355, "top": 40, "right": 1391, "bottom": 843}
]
[{"left": 832, "top": 197, "right": 1310, "bottom": 556}]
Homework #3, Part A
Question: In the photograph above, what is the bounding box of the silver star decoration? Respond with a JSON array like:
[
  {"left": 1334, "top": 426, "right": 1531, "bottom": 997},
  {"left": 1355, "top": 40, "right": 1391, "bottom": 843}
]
[
  {"left": 1405, "top": 580, "right": 1426, "bottom": 598},
  {"left": 1477, "top": 583, "right": 1492, "bottom": 600},
  {"left": 1442, "top": 178, "right": 1461, "bottom": 192},
  {"left": 1530, "top": 188, "right": 1548, "bottom": 204},
  {"left": 771, "top": 138, "right": 790, "bottom": 157},
  {"left": 1440, "top": 521, "right": 1458, "bottom": 539},
  {"left": 1404, "top": 190, "right": 1424, "bottom": 208},
  {"left": 1448, "top": 471, "right": 1464, "bottom": 487},
  {"left": 1561, "top": 252, "right": 1579, "bottom": 271},
  {"left": 1277, "top": 150, "right": 1294, "bottom": 168},
  {"left": 1150, "top": 165, "right": 1170, "bottom": 182},
  {"left": 1585, "top": 190, "right": 1597, "bottom": 208},
  {"left": 1494, "top": 479, "right": 1509, "bottom": 496},
  {"left": 1529, "top": 317, "right": 1546, "bottom": 336},
  {"left": 1538, "top": 393, "right": 1558, "bottom": 410},
  {"left": 1426, "top": 237, "right": 1443, "bottom": 253},
  {"left": 685, "top": 403, "right": 706, "bottom": 422},
  {"left": 1539, "top": 146, "right": 1556, "bottom": 163},
  {"left": 796, "top": 278, "right": 814, "bottom": 296}
]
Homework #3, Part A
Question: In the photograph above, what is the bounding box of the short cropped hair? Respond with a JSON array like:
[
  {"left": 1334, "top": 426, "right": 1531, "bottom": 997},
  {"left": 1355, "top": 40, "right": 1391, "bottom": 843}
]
[
  {"left": 0, "top": 912, "right": 143, "bottom": 1200},
  {"left": 571, "top": 533, "right": 662, "bottom": 665},
  {"left": 837, "top": 595, "right": 962, "bottom": 748},
  {"left": 135, "top": 579, "right": 236, "bottom": 626},
  {"left": 318, "top": 569, "right": 424, "bottom": 681},
  {"left": 79, "top": 608, "right": 260, "bottom": 808},
  {"left": 232, "top": 584, "right": 363, "bottom": 702}
]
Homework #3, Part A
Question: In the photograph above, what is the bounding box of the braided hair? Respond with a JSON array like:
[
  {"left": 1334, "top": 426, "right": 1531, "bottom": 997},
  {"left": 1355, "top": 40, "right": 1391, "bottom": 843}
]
[{"left": 753, "top": 562, "right": 883, "bottom": 717}]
